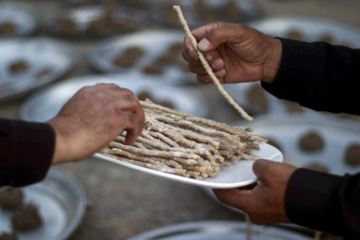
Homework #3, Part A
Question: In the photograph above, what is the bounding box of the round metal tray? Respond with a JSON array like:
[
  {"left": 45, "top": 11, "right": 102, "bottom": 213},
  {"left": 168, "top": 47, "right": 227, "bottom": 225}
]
[
  {"left": 47, "top": 5, "right": 146, "bottom": 38},
  {"left": 0, "top": 167, "right": 87, "bottom": 240},
  {"left": 246, "top": 16, "right": 360, "bottom": 47},
  {"left": 87, "top": 30, "right": 196, "bottom": 84},
  {"left": 19, "top": 73, "right": 209, "bottom": 122},
  {"left": 0, "top": 3, "right": 39, "bottom": 38},
  {"left": 0, "top": 37, "right": 77, "bottom": 102},
  {"left": 127, "top": 221, "right": 311, "bottom": 240},
  {"left": 149, "top": 0, "right": 264, "bottom": 29}
]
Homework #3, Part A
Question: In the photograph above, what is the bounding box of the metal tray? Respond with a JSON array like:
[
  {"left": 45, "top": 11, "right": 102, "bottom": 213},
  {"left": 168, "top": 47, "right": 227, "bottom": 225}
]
[
  {"left": 0, "top": 38, "right": 77, "bottom": 102},
  {"left": 127, "top": 221, "right": 311, "bottom": 240},
  {"left": 243, "top": 114, "right": 360, "bottom": 175},
  {"left": 46, "top": 5, "right": 146, "bottom": 38},
  {"left": 223, "top": 82, "right": 318, "bottom": 116},
  {"left": 0, "top": 3, "right": 39, "bottom": 38},
  {"left": 246, "top": 16, "right": 360, "bottom": 47},
  {"left": 19, "top": 73, "right": 209, "bottom": 123},
  {"left": 0, "top": 167, "right": 87, "bottom": 240},
  {"left": 87, "top": 30, "right": 197, "bottom": 84},
  {"left": 149, "top": 0, "right": 264, "bottom": 29}
]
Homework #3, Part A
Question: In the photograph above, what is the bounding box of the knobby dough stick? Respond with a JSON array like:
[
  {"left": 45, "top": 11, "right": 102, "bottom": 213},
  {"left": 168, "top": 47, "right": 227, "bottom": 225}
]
[
  {"left": 173, "top": 5, "right": 253, "bottom": 121},
  {"left": 101, "top": 100, "right": 265, "bottom": 179}
]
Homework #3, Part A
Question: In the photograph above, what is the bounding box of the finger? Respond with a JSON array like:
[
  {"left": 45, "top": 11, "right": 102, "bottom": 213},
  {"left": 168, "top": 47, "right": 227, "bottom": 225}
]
[
  {"left": 182, "top": 48, "right": 202, "bottom": 66},
  {"left": 213, "top": 188, "right": 251, "bottom": 210},
  {"left": 196, "top": 69, "right": 226, "bottom": 83},
  {"left": 252, "top": 159, "right": 275, "bottom": 185},
  {"left": 184, "top": 22, "right": 225, "bottom": 60},
  {"left": 123, "top": 109, "right": 144, "bottom": 145}
]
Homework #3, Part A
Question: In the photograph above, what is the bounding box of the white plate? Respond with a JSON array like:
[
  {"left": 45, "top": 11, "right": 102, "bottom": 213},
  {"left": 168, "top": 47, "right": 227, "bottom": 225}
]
[
  {"left": 246, "top": 16, "right": 360, "bottom": 47},
  {"left": 0, "top": 3, "right": 39, "bottom": 37},
  {"left": 19, "top": 73, "right": 209, "bottom": 122},
  {"left": 0, "top": 38, "right": 76, "bottom": 101},
  {"left": 0, "top": 167, "right": 86, "bottom": 240},
  {"left": 94, "top": 143, "right": 283, "bottom": 189},
  {"left": 87, "top": 30, "right": 196, "bottom": 84}
]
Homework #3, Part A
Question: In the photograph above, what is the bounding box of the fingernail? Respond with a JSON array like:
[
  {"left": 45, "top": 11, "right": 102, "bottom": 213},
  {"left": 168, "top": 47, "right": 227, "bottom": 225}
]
[
  {"left": 198, "top": 38, "right": 210, "bottom": 51},
  {"left": 212, "top": 59, "right": 224, "bottom": 69}
]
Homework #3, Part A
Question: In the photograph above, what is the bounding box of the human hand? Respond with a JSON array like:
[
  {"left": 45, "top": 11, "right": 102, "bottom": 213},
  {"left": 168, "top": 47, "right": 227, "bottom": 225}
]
[
  {"left": 48, "top": 83, "right": 145, "bottom": 164},
  {"left": 213, "top": 159, "right": 296, "bottom": 224},
  {"left": 182, "top": 22, "right": 282, "bottom": 84}
]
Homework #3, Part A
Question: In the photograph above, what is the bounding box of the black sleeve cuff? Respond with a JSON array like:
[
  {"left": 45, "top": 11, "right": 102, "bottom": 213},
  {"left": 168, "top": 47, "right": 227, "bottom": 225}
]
[
  {"left": 262, "top": 38, "right": 360, "bottom": 115},
  {"left": 285, "top": 168, "right": 343, "bottom": 235},
  {"left": 1, "top": 119, "right": 55, "bottom": 187}
]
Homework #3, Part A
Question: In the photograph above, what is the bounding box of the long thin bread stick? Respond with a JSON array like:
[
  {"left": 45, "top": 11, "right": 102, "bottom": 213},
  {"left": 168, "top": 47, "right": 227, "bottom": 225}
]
[{"left": 173, "top": 5, "right": 253, "bottom": 121}]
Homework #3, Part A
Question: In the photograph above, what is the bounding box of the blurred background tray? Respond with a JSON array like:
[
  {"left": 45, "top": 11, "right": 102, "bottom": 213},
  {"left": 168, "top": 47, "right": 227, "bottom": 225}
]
[
  {"left": 127, "top": 221, "right": 311, "bottom": 240},
  {"left": 19, "top": 73, "right": 209, "bottom": 122},
  {"left": 87, "top": 30, "right": 196, "bottom": 84},
  {"left": 46, "top": 5, "right": 146, "bottom": 38},
  {"left": 0, "top": 167, "right": 87, "bottom": 240},
  {"left": 0, "top": 38, "right": 77, "bottom": 102},
  {"left": 246, "top": 16, "right": 360, "bottom": 47},
  {"left": 0, "top": 3, "right": 39, "bottom": 38},
  {"left": 149, "top": 0, "right": 264, "bottom": 29}
]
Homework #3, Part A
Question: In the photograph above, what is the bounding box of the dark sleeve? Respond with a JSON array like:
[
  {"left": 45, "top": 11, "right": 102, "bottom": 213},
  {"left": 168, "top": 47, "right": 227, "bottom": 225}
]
[
  {"left": 0, "top": 118, "right": 55, "bottom": 187},
  {"left": 285, "top": 169, "right": 360, "bottom": 238},
  {"left": 262, "top": 38, "right": 360, "bottom": 115}
]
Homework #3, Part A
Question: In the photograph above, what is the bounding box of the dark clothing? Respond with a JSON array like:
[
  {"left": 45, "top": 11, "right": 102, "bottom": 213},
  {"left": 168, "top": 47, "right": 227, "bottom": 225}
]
[
  {"left": 262, "top": 38, "right": 360, "bottom": 239},
  {"left": 0, "top": 119, "right": 54, "bottom": 187}
]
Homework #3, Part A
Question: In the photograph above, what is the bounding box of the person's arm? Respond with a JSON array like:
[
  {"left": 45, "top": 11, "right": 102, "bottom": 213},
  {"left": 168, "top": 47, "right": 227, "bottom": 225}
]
[
  {"left": 0, "top": 119, "right": 55, "bottom": 187},
  {"left": 262, "top": 38, "right": 360, "bottom": 115},
  {"left": 286, "top": 168, "right": 360, "bottom": 238},
  {"left": 0, "top": 83, "right": 145, "bottom": 188}
]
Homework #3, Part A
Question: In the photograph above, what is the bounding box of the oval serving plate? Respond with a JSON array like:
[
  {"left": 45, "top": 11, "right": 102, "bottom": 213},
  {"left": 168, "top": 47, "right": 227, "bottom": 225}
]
[
  {"left": 94, "top": 143, "right": 282, "bottom": 189},
  {"left": 0, "top": 167, "right": 86, "bottom": 240},
  {"left": 0, "top": 3, "right": 39, "bottom": 38},
  {"left": 0, "top": 38, "right": 76, "bottom": 102},
  {"left": 87, "top": 30, "right": 196, "bottom": 84},
  {"left": 127, "top": 221, "right": 311, "bottom": 240},
  {"left": 19, "top": 73, "right": 209, "bottom": 122}
]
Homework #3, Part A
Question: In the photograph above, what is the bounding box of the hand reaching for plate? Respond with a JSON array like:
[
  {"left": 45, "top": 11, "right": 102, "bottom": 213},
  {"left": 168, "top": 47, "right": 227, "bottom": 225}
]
[{"left": 48, "top": 83, "right": 145, "bottom": 164}]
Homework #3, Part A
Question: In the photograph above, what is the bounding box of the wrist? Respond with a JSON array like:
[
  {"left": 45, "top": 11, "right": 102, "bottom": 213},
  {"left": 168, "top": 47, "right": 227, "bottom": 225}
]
[
  {"left": 48, "top": 119, "right": 71, "bottom": 164},
  {"left": 263, "top": 38, "right": 282, "bottom": 84}
]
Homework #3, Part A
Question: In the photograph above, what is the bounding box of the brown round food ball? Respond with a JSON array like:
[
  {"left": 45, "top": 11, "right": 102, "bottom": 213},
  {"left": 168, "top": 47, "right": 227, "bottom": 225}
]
[
  {"left": 303, "top": 162, "right": 329, "bottom": 173},
  {"left": 344, "top": 144, "right": 360, "bottom": 166},
  {"left": 247, "top": 84, "right": 268, "bottom": 110},
  {"left": 0, "top": 232, "right": 19, "bottom": 240},
  {"left": 0, "top": 22, "right": 16, "bottom": 36},
  {"left": 298, "top": 131, "right": 324, "bottom": 152},
  {"left": 0, "top": 188, "right": 23, "bottom": 210},
  {"left": 286, "top": 29, "right": 305, "bottom": 41},
  {"left": 12, "top": 204, "right": 42, "bottom": 232},
  {"left": 137, "top": 91, "right": 152, "bottom": 101},
  {"left": 159, "top": 100, "right": 174, "bottom": 109},
  {"left": 8, "top": 60, "right": 28, "bottom": 74},
  {"left": 266, "top": 138, "right": 283, "bottom": 152}
]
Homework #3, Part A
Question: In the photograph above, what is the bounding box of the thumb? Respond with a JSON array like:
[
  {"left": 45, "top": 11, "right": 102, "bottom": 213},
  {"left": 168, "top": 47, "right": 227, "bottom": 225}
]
[{"left": 197, "top": 23, "right": 247, "bottom": 52}]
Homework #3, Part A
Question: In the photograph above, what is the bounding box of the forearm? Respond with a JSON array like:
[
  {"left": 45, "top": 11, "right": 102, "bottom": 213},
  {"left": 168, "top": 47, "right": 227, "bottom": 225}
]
[
  {"left": 285, "top": 168, "right": 360, "bottom": 238},
  {"left": 262, "top": 38, "right": 360, "bottom": 115},
  {"left": 0, "top": 119, "right": 55, "bottom": 187}
]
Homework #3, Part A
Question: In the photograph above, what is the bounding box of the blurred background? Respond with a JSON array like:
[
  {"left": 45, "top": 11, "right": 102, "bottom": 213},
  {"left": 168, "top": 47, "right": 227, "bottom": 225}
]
[{"left": 1, "top": 0, "right": 360, "bottom": 239}]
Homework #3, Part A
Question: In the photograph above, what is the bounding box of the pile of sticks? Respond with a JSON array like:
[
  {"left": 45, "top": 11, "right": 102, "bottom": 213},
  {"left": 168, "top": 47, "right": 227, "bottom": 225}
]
[{"left": 100, "top": 99, "right": 266, "bottom": 179}]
